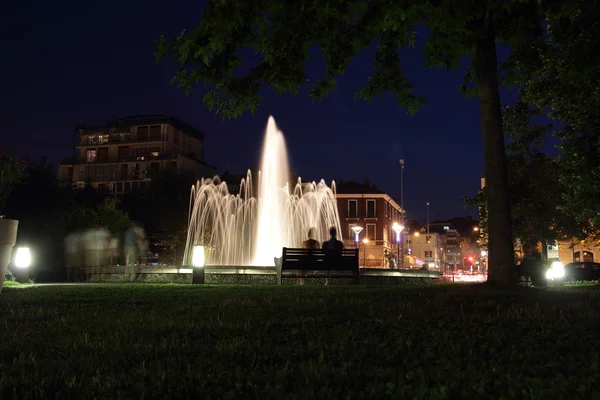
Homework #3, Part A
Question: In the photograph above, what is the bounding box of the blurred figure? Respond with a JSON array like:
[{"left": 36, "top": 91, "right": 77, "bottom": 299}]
[
  {"left": 297, "top": 227, "right": 320, "bottom": 285},
  {"left": 124, "top": 222, "right": 141, "bottom": 282},
  {"left": 83, "top": 226, "right": 110, "bottom": 280},
  {"left": 108, "top": 235, "right": 119, "bottom": 266},
  {"left": 64, "top": 231, "right": 83, "bottom": 281},
  {"left": 133, "top": 223, "right": 148, "bottom": 266}
]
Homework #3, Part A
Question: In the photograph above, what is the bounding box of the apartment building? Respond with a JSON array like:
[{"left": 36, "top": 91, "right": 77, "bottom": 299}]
[{"left": 58, "top": 115, "right": 216, "bottom": 193}]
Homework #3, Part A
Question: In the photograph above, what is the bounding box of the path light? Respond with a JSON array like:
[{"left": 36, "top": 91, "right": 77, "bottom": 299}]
[
  {"left": 14, "top": 247, "right": 31, "bottom": 268},
  {"left": 192, "top": 245, "right": 205, "bottom": 284}
]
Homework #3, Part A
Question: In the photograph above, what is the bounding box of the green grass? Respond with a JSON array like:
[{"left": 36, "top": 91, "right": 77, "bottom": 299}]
[{"left": 1, "top": 284, "right": 599, "bottom": 399}]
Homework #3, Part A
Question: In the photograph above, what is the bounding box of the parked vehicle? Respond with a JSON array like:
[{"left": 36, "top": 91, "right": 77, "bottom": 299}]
[
  {"left": 515, "top": 259, "right": 565, "bottom": 287},
  {"left": 563, "top": 262, "right": 600, "bottom": 282}
]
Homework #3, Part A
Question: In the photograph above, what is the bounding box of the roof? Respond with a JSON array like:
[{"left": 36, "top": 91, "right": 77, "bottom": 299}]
[
  {"left": 335, "top": 181, "right": 385, "bottom": 195},
  {"left": 76, "top": 114, "right": 206, "bottom": 141}
]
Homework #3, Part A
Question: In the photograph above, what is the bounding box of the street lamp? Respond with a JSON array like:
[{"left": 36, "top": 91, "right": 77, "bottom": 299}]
[
  {"left": 392, "top": 222, "right": 404, "bottom": 269},
  {"left": 351, "top": 226, "right": 363, "bottom": 248}
]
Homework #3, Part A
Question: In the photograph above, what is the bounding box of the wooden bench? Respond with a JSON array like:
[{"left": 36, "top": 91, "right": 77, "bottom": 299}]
[{"left": 277, "top": 247, "right": 359, "bottom": 285}]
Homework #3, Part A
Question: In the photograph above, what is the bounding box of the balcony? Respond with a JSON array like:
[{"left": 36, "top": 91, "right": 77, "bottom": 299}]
[
  {"left": 76, "top": 135, "right": 165, "bottom": 147},
  {"left": 74, "top": 152, "right": 180, "bottom": 165}
]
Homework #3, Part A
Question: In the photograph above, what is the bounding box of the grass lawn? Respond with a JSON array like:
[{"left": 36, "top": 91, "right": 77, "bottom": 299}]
[{"left": 0, "top": 283, "right": 599, "bottom": 399}]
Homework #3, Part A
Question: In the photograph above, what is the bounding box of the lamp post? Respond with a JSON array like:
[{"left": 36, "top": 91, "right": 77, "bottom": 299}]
[
  {"left": 426, "top": 202, "right": 430, "bottom": 235},
  {"left": 400, "top": 159, "right": 405, "bottom": 225},
  {"left": 351, "top": 226, "right": 363, "bottom": 248},
  {"left": 392, "top": 222, "right": 404, "bottom": 269}
]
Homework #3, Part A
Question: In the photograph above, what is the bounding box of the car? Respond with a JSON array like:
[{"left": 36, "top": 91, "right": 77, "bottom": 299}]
[
  {"left": 563, "top": 262, "right": 600, "bottom": 282},
  {"left": 515, "top": 258, "right": 565, "bottom": 287}
]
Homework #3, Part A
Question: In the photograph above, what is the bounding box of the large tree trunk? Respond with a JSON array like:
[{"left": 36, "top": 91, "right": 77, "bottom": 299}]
[{"left": 475, "top": 28, "right": 515, "bottom": 285}]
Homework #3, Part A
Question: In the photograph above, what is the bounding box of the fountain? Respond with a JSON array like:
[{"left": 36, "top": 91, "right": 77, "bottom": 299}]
[{"left": 183, "top": 116, "right": 342, "bottom": 266}]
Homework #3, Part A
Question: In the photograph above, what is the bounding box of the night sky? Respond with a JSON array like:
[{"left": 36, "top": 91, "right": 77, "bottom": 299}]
[{"left": 2, "top": 0, "right": 523, "bottom": 223}]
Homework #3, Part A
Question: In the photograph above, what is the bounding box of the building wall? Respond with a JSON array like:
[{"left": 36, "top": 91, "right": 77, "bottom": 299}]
[{"left": 336, "top": 194, "right": 403, "bottom": 268}]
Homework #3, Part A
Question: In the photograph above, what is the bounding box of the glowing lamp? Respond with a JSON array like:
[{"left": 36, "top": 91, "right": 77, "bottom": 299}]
[
  {"left": 14, "top": 247, "right": 31, "bottom": 268},
  {"left": 351, "top": 226, "right": 363, "bottom": 243},
  {"left": 192, "top": 245, "right": 205, "bottom": 267},
  {"left": 392, "top": 223, "right": 404, "bottom": 242}
]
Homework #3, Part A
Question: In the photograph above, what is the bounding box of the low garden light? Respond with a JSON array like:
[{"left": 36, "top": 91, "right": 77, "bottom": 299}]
[
  {"left": 192, "top": 245, "right": 205, "bottom": 267},
  {"left": 191, "top": 245, "right": 205, "bottom": 284},
  {"left": 14, "top": 247, "right": 31, "bottom": 268}
]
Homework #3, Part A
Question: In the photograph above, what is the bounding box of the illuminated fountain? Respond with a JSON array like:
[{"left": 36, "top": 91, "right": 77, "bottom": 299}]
[{"left": 183, "top": 116, "right": 342, "bottom": 266}]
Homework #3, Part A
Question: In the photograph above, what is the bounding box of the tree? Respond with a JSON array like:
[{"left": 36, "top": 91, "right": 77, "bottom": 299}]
[
  {"left": 156, "top": 0, "right": 554, "bottom": 284},
  {"left": 505, "top": 2, "right": 600, "bottom": 227}
]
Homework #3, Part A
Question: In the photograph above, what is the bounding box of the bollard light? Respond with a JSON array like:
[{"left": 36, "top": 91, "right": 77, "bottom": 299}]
[
  {"left": 191, "top": 245, "right": 205, "bottom": 285},
  {"left": 14, "top": 247, "right": 31, "bottom": 268},
  {"left": 192, "top": 245, "right": 205, "bottom": 267}
]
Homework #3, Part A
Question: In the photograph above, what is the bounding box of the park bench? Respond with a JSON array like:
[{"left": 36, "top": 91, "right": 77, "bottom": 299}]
[{"left": 277, "top": 247, "right": 359, "bottom": 285}]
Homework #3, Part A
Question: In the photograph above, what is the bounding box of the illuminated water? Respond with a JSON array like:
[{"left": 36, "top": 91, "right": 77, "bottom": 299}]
[{"left": 183, "top": 116, "right": 342, "bottom": 266}]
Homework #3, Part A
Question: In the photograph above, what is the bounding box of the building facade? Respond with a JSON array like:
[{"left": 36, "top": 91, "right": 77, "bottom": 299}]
[
  {"left": 335, "top": 182, "right": 405, "bottom": 268},
  {"left": 428, "top": 222, "right": 463, "bottom": 271},
  {"left": 58, "top": 115, "right": 216, "bottom": 193},
  {"left": 403, "top": 231, "right": 447, "bottom": 271}
]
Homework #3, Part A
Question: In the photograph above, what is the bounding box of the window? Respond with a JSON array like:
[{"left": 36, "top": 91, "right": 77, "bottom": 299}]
[
  {"left": 150, "top": 162, "right": 160, "bottom": 173},
  {"left": 120, "top": 164, "right": 128, "bottom": 179},
  {"left": 170, "top": 161, "right": 177, "bottom": 169},
  {"left": 425, "top": 251, "right": 432, "bottom": 258},
  {"left": 426, "top": 235, "right": 431, "bottom": 243},
  {"left": 86, "top": 149, "right": 97, "bottom": 162},
  {"left": 98, "top": 134, "right": 109, "bottom": 144},
  {"left": 348, "top": 200, "right": 358, "bottom": 218},
  {"left": 366, "top": 199, "right": 376, "bottom": 218},
  {"left": 173, "top": 129, "right": 180, "bottom": 145},
  {"left": 149, "top": 125, "right": 161, "bottom": 140},
  {"left": 149, "top": 147, "right": 161, "bottom": 157},
  {"left": 118, "top": 146, "right": 129, "bottom": 161},
  {"left": 366, "top": 224, "right": 376, "bottom": 240},
  {"left": 97, "top": 147, "right": 108, "bottom": 162},
  {"left": 138, "top": 126, "right": 149, "bottom": 141}
]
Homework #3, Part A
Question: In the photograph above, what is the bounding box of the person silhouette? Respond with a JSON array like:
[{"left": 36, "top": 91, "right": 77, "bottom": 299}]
[
  {"left": 322, "top": 226, "right": 344, "bottom": 251},
  {"left": 321, "top": 226, "right": 344, "bottom": 285},
  {"left": 303, "top": 227, "right": 320, "bottom": 250}
]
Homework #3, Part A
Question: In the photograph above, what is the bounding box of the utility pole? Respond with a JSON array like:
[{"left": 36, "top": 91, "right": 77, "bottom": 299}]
[{"left": 399, "top": 159, "right": 405, "bottom": 268}]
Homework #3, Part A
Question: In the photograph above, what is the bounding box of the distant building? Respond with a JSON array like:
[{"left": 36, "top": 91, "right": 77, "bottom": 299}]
[
  {"left": 58, "top": 115, "right": 216, "bottom": 193},
  {"left": 335, "top": 181, "right": 405, "bottom": 268},
  {"left": 403, "top": 231, "right": 447, "bottom": 271},
  {"left": 428, "top": 222, "right": 462, "bottom": 271}
]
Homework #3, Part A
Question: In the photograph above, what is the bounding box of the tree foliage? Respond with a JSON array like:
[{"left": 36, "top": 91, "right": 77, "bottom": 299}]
[{"left": 505, "top": 2, "right": 600, "bottom": 226}]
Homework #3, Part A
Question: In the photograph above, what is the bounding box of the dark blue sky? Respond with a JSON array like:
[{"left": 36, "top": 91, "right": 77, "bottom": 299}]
[{"left": 1, "top": 0, "right": 523, "bottom": 223}]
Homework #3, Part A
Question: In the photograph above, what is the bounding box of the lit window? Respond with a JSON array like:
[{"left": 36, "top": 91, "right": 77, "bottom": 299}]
[{"left": 86, "top": 150, "right": 97, "bottom": 162}]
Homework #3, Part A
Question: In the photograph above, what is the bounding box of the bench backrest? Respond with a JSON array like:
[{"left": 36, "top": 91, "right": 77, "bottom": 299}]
[{"left": 281, "top": 247, "right": 359, "bottom": 271}]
